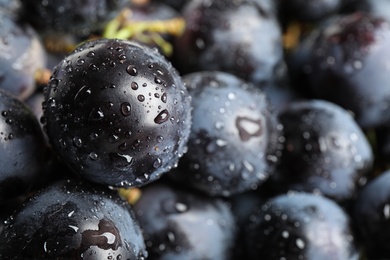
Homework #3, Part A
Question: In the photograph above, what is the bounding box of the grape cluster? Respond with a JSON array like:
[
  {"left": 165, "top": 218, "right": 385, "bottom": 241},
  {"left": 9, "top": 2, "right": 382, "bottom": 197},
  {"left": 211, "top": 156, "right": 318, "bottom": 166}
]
[{"left": 0, "top": 0, "right": 389, "bottom": 259}]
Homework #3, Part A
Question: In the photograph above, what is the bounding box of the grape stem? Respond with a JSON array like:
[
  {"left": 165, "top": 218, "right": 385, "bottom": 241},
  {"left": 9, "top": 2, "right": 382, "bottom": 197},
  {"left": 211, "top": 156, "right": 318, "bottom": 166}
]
[
  {"left": 118, "top": 187, "right": 142, "bottom": 205},
  {"left": 103, "top": 8, "right": 186, "bottom": 56}
]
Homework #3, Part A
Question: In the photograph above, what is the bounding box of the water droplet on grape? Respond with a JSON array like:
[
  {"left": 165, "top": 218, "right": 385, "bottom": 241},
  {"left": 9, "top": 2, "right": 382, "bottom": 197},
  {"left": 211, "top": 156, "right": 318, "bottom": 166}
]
[
  {"left": 154, "top": 109, "right": 169, "bottom": 124},
  {"left": 109, "top": 153, "right": 133, "bottom": 170},
  {"left": 120, "top": 102, "right": 131, "bottom": 116},
  {"left": 74, "top": 85, "right": 92, "bottom": 106},
  {"left": 73, "top": 137, "right": 83, "bottom": 148},
  {"left": 153, "top": 158, "right": 162, "bottom": 168},
  {"left": 88, "top": 107, "right": 104, "bottom": 121},
  {"left": 236, "top": 116, "right": 263, "bottom": 141},
  {"left": 89, "top": 152, "right": 98, "bottom": 160},
  {"left": 87, "top": 51, "right": 95, "bottom": 58},
  {"left": 126, "top": 65, "right": 138, "bottom": 76},
  {"left": 109, "top": 134, "right": 119, "bottom": 143},
  {"left": 131, "top": 82, "right": 138, "bottom": 90},
  {"left": 156, "top": 135, "right": 164, "bottom": 143},
  {"left": 76, "top": 58, "right": 85, "bottom": 66},
  {"left": 161, "top": 93, "right": 167, "bottom": 103},
  {"left": 155, "top": 76, "right": 162, "bottom": 84}
]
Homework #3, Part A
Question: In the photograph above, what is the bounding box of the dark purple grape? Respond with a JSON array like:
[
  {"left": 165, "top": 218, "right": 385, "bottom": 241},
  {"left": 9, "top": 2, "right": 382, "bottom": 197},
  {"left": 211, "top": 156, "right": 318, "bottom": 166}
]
[
  {"left": 285, "top": 20, "right": 328, "bottom": 98},
  {"left": 25, "top": 90, "right": 45, "bottom": 125},
  {"left": 303, "top": 12, "right": 390, "bottom": 129},
  {"left": 0, "top": 197, "right": 24, "bottom": 235},
  {"left": 0, "top": 89, "right": 47, "bottom": 203},
  {"left": 267, "top": 99, "right": 373, "bottom": 203},
  {"left": 0, "top": 10, "right": 47, "bottom": 100},
  {"left": 228, "top": 190, "right": 267, "bottom": 258},
  {"left": 151, "top": 0, "right": 190, "bottom": 11},
  {"left": 279, "top": 0, "right": 343, "bottom": 22},
  {"left": 0, "top": 0, "right": 21, "bottom": 14},
  {"left": 244, "top": 192, "right": 360, "bottom": 259},
  {"left": 173, "top": 0, "right": 284, "bottom": 87},
  {"left": 133, "top": 180, "right": 237, "bottom": 259},
  {"left": 375, "top": 124, "right": 390, "bottom": 164},
  {"left": 0, "top": 179, "right": 148, "bottom": 259},
  {"left": 353, "top": 170, "right": 390, "bottom": 259},
  {"left": 19, "top": 0, "right": 128, "bottom": 37},
  {"left": 170, "top": 71, "right": 283, "bottom": 197},
  {"left": 42, "top": 38, "right": 192, "bottom": 188},
  {"left": 341, "top": 0, "right": 390, "bottom": 21}
]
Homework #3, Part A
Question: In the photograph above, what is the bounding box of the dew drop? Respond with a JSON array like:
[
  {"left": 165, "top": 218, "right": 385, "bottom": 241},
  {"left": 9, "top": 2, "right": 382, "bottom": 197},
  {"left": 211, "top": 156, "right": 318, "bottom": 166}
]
[
  {"left": 161, "top": 93, "right": 167, "bottom": 103},
  {"left": 153, "top": 158, "right": 162, "bottom": 168},
  {"left": 109, "top": 153, "right": 133, "bottom": 170},
  {"left": 131, "top": 82, "right": 138, "bottom": 90},
  {"left": 69, "top": 225, "right": 79, "bottom": 232},
  {"left": 136, "top": 173, "right": 150, "bottom": 183},
  {"left": 49, "top": 78, "right": 59, "bottom": 89},
  {"left": 120, "top": 102, "right": 131, "bottom": 116},
  {"left": 126, "top": 65, "right": 138, "bottom": 76},
  {"left": 47, "top": 97, "right": 56, "bottom": 108},
  {"left": 109, "top": 134, "right": 119, "bottom": 143},
  {"left": 155, "top": 76, "right": 162, "bottom": 84},
  {"left": 89, "top": 152, "right": 98, "bottom": 160},
  {"left": 88, "top": 107, "right": 104, "bottom": 121},
  {"left": 106, "top": 102, "right": 114, "bottom": 109},
  {"left": 154, "top": 109, "right": 169, "bottom": 124},
  {"left": 73, "top": 137, "right": 83, "bottom": 148},
  {"left": 118, "top": 142, "right": 127, "bottom": 151},
  {"left": 87, "top": 51, "right": 95, "bottom": 58},
  {"left": 76, "top": 58, "right": 85, "bottom": 66},
  {"left": 236, "top": 116, "right": 262, "bottom": 141},
  {"left": 138, "top": 95, "right": 145, "bottom": 102},
  {"left": 156, "top": 135, "right": 164, "bottom": 143}
]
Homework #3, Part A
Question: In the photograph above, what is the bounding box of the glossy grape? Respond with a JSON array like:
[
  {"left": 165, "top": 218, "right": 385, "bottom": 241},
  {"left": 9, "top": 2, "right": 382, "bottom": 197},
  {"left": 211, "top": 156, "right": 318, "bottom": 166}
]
[{"left": 42, "top": 38, "right": 192, "bottom": 188}]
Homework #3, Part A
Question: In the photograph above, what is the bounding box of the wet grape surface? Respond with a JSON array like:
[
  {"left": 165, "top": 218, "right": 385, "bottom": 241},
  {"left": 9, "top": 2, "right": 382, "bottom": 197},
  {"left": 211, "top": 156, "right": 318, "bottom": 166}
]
[{"left": 1, "top": 0, "right": 390, "bottom": 259}]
